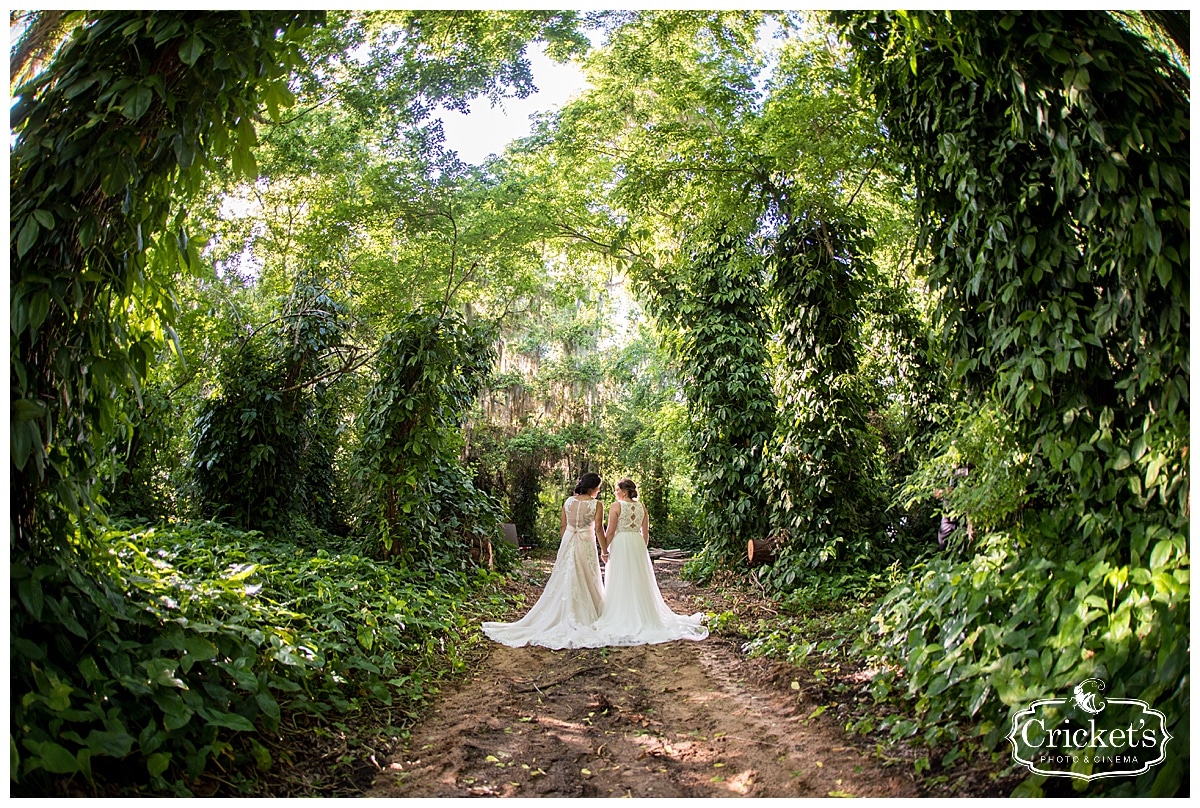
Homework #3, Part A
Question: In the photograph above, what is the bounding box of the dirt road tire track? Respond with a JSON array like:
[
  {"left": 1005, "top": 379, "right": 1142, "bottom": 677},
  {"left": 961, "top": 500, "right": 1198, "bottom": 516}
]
[{"left": 369, "top": 559, "right": 917, "bottom": 798}]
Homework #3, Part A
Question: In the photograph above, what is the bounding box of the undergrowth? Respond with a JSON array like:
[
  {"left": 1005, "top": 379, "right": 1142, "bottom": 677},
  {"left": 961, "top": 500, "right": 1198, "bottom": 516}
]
[
  {"left": 701, "top": 548, "right": 1188, "bottom": 798},
  {"left": 11, "top": 520, "right": 515, "bottom": 796}
]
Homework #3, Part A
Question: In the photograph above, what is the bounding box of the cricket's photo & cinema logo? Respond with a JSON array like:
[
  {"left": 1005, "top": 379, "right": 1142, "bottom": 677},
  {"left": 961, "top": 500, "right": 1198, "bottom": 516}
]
[{"left": 1006, "top": 678, "right": 1173, "bottom": 781}]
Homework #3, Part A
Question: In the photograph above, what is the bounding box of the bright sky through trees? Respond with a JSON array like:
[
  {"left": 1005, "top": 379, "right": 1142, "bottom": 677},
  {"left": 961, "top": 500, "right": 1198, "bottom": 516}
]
[{"left": 437, "top": 42, "right": 588, "bottom": 165}]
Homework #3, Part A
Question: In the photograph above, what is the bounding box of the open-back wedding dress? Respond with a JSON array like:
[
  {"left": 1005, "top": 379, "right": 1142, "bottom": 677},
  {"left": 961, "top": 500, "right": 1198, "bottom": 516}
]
[
  {"left": 587, "top": 498, "right": 708, "bottom": 646},
  {"left": 481, "top": 495, "right": 604, "bottom": 649}
]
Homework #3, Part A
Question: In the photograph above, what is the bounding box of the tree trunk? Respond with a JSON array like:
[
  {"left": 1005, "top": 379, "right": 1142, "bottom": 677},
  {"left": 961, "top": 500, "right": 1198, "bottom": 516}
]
[
  {"left": 747, "top": 536, "right": 776, "bottom": 566},
  {"left": 469, "top": 534, "right": 493, "bottom": 570}
]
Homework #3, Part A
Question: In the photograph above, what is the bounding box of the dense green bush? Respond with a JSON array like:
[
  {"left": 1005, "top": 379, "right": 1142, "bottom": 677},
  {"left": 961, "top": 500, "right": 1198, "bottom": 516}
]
[
  {"left": 864, "top": 529, "right": 1188, "bottom": 796},
  {"left": 11, "top": 521, "right": 511, "bottom": 796},
  {"left": 190, "top": 282, "right": 351, "bottom": 537}
]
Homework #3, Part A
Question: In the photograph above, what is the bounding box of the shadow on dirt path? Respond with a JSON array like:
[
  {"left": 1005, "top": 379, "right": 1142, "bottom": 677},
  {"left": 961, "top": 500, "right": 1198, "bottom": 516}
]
[{"left": 369, "top": 557, "right": 918, "bottom": 798}]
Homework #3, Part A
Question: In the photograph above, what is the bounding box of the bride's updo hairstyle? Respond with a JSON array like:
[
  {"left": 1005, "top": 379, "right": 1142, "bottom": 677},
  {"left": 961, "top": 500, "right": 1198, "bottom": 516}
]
[
  {"left": 616, "top": 478, "right": 638, "bottom": 500},
  {"left": 574, "top": 472, "right": 602, "bottom": 495}
]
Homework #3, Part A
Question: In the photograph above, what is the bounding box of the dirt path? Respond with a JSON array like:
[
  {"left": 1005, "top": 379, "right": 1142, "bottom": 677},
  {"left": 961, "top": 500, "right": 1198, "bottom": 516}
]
[{"left": 368, "top": 557, "right": 918, "bottom": 798}]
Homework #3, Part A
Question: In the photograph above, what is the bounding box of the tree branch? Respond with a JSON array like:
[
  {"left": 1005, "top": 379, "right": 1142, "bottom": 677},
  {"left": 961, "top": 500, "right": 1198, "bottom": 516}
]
[{"left": 844, "top": 152, "right": 882, "bottom": 210}]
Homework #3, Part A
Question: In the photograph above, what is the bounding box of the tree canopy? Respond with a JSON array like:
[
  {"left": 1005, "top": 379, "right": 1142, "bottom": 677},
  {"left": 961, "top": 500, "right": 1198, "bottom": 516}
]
[{"left": 9, "top": 9, "right": 1188, "bottom": 797}]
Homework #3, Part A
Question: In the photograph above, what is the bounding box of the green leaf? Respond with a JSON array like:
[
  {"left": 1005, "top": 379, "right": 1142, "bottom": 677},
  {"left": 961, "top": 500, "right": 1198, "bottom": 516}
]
[
  {"left": 31, "top": 209, "right": 54, "bottom": 229},
  {"left": 231, "top": 145, "right": 257, "bottom": 179},
  {"left": 249, "top": 738, "right": 273, "bottom": 771},
  {"left": 16, "top": 216, "right": 39, "bottom": 257},
  {"left": 183, "top": 636, "right": 219, "bottom": 661},
  {"left": 162, "top": 705, "right": 194, "bottom": 731},
  {"left": 143, "top": 658, "right": 186, "bottom": 689},
  {"left": 85, "top": 730, "right": 135, "bottom": 758},
  {"left": 18, "top": 577, "right": 44, "bottom": 621},
  {"left": 27, "top": 292, "right": 50, "bottom": 333},
  {"left": 1149, "top": 540, "right": 1173, "bottom": 571},
  {"left": 121, "top": 85, "right": 154, "bottom": 121},
  {"left": 255, "top": 692, "right": 281, "bottom": 723},
  {"left": 37, "top": 742, "right": 79, "bottom": 774},
  {"left": 178, "top": 34, "right": 205, "bottom": 66},
  {"left": 173, "top": 135, "right": 195, "bottom": 168},
  {"left": 45, "top": 680, "right": 72, "bottom": 712},
  {"left": 147, "top": 752, "right": 171, "bottom": 778},
  {"left": 1150, "top": 755, "right": 1183, "bottom": 797},
  {"left": 207, "top": 710, "right": 256, "bottom": 732}
]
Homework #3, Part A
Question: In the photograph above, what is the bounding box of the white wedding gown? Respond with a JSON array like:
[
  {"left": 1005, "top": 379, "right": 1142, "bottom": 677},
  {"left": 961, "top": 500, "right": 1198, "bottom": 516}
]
[
  {"left": 481, "top": 496, "right": 604, "bottom": 649},
  {"left": 586, "top": 499, "right": 708, "bottom": 646}
]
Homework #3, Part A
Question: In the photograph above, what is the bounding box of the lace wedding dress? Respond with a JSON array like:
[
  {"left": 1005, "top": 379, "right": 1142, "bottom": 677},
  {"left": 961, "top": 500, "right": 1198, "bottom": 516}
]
[
  {"left": 481, "top": 496, "right": 604, "bottom": 649},
  {"left": 587, "top": 499, "right": 708, "bottom": 646}
]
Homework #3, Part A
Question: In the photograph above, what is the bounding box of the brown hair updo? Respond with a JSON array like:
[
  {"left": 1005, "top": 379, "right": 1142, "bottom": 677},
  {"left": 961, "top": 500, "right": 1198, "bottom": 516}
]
[{"left": 616, "top": 478, "right": 638, "bottom": 500}]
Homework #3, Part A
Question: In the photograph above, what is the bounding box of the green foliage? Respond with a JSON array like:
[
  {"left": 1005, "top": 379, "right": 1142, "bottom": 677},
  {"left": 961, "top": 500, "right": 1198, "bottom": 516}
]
[
  {"left": 900, "top": 400, "right": 1046, "bottom": 543},
  {"left": 11, "top": 521, "right": 509, "bottom": 795},
  {"left": 189, "top": 286, "right": 349, "bottom": 536},
  {"left": 840, "top": 9, "right": 1189, "bottom": 532},
  {"left": 637, "top": 232, "right": 776, "bottom": 574},
  {"left": 355, "top": 308, "right": 501, "bottom": 566},
  {"left": 836, "top": 10, "right": 1190, "bottom": 794},
  {"left": 503, "top": 427, "right": 566, "bottom": 546},
  {"left": 742, "top": 567, "right": 904, "bottom": 666},
  {"left": 310, "top": 11, "right": 591, "bottom": 126},
  {"left": 534, "top": 11, "right": 932, "bottom": 581},
  {"left": 596, "top": 328, "right": 700, "bottom": 549},
  {"left": 99, "top": 380, "right": 184, "bottom": 521},
  {"left": 761, "top": 213, "right": 888, "bottom": 580},
  {"left": 864, "top": 529, "right": 1188, "bottom": 797},
  {"left": 10, "top": 10, "right": 320, "bottom": 551}
]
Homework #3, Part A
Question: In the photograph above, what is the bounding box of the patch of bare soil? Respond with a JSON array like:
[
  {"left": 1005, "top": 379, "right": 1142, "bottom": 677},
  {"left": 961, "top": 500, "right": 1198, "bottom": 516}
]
[{"left": 369, "top": 557, "right": 918, "bottom": 798}]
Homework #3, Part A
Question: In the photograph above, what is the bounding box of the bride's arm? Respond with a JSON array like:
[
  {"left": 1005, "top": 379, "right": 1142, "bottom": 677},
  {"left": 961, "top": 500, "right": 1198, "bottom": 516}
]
[
  {"left": 604, "top": 502, "right": 619, "bottom": 546},
  {"left": 641, "top": 506, "right": 649, "bottom": 546},
  {"left": 560, "top": 502, "right": 567, "bottom": 535},
  {"left": 594, "top": 502, "right": 605, "bottom": 555}
]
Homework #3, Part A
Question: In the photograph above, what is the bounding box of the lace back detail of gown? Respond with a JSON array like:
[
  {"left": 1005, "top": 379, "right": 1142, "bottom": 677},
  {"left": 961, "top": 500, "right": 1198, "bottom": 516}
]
[
  {"left": 616, "top": 499, "right": 644, "bottom": 532},
  {"left": 566, "top": 496, "right": 599, "bottom": 532},
  {"left": 585, "top": 498, "right": 708, "bottom": 647}
]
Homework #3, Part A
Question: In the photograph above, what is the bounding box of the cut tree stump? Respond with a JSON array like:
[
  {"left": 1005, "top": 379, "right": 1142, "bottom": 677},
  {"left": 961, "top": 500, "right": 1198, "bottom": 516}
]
[
  {"left": 470, "top": 535, "right": 493, "bottom": 570},
  {"left": 747, "top": 536, "right": 776, "bottom": 566}
]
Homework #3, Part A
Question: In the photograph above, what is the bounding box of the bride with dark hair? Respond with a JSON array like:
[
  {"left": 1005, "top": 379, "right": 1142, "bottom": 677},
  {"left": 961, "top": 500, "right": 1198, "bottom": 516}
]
[
  {"left": 589, "top": 478, "right": 707, "bottom": 646},
  {"left": 482, "top": 472, "right": 605, "bottom": 648}
]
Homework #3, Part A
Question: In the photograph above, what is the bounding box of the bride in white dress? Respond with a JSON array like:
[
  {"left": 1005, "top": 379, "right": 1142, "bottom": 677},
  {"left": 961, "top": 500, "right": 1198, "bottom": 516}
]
[
  {"left": 481, "top": 473, "right": 605, "bottom": 649},
  {"left": 590, "top": 478, "right": 708, "bottom": 646}
]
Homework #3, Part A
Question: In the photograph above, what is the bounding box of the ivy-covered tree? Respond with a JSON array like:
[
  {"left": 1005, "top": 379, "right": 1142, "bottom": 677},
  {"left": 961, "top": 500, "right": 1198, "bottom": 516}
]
[
  {"left": 636, "top": 232, "right": 776, "bottom": 572},
  {"left": 10, "top": 11, "right": 320, "bottom": 550},
  {"left": 355, "top": 309, "right": 501, "bottom": 568},
  {"left": 836, "top": 10, "right": 1189, "bottom": 795},
  {"left": 188, "top": 279, "right": 352, "bottom": 535},
  {"left": 761, "top": 211, "right": 886, "bottom": 583}
]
